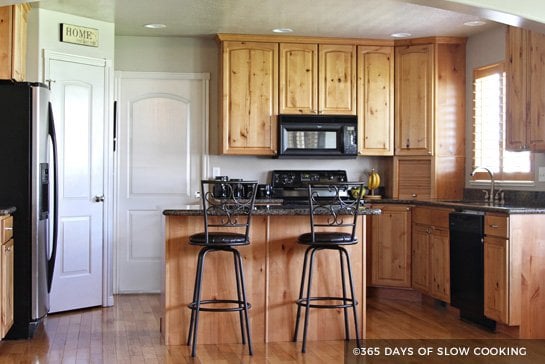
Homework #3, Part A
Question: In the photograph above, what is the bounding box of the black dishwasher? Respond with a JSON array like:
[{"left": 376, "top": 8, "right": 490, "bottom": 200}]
[{"left": 449, "top": 211, "right": 496, "bottom": 330}]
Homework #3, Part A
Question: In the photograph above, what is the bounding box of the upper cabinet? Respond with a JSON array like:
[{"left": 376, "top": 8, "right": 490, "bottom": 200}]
[
  {"left": 219, "top": 40, "right": 279, "bottom": 155},
  {"left": 279, "top": 43, "right": 318, "bottom": 114},
  {"left": 357, "top": 46, "right": 394, "bottom": 156},
  {"left": 395, "top": 44, "right": 434, "bottom": 156},
  {"left": 506, "top": 26, "right": 545, "bottom": 152},
  {"left": 279, "top": 43, "right": 356, "bottom": 115},
  {"left": 318, "top": 44, "right": 356, "bottom": 115},
  {"left": 0, "top": 3, "right": 30, "bottom": 81}
]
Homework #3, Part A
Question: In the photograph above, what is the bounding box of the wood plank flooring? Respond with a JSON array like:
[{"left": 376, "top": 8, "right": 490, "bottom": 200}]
[{"left": 0, "top": 294, "right": 518, "bottom": 363}]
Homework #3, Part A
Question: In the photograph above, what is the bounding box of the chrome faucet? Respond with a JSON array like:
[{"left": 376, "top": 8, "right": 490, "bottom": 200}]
[{"left": 470, "top": 166, "right": 495, "bottom": 203}]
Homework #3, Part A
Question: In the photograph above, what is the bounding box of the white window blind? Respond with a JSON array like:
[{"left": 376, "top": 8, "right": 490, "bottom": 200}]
[{"left": 473, "top": 63, "right": 533, "bottom": 181}]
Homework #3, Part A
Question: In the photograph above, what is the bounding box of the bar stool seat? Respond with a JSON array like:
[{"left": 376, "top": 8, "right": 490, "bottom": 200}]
[
  {"left": 189, "top": 232, "right": 249, "bottom": 246},
  {"left": 293, "top": 182, "right": 364, "bottom": 353},
  {"left": 186, "top": 180, "right": 257, "bottom": 357},
  {"left": 298, "top": 232, "right": 356, "bottom": 245}
]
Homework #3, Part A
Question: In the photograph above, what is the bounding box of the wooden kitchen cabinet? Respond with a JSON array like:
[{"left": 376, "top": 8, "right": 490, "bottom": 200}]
[
  {"left": 369, "top": 204, "right": 411, "bottom": 288},
  {"left": 411, "top": 206, "right": 451, "bottom": 303},
  {"left": 279, "top": 43, "right": 356, "bottom": 115},
  {"left": 318, "top": 44, "right": 356, "bottom": 115},
  {"left": 279, "top": 43, "right": 318, "bottom": 114},
  {"left": 218, "top": 39, "right": 278, "bottom": 155},
  {"left": 393, "top": 39, "right": 465, "bottom": 200},
  {"left": 0, "top": 3, "right": 30, "bottom": 81},
  {"left": 506, "top": 26, "right": 545, "bottom": 151},
  {"left": 357, "top": 46, "right": 394, "bottom": 156},
  {"left": 395, "top": 44, "right": 433, "bottom": 155},
  {"left": 483, "top": 213, "right": 521, "bottom": 326},
  {"left": 1, "top": 215, "right": 14, "bottom": 339}
]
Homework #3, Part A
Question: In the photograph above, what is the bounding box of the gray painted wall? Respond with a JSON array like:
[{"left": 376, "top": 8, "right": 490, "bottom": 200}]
[
  {"left": 115, "top": 35, "right": 391, "bottom": 190},
  {"left": 115, "top": 28, "right": 545, "bottom": 193}
]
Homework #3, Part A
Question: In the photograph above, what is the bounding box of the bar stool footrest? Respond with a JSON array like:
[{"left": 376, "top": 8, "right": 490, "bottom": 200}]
[
  {"left": 296, "top": 296, "right": 358, "bottom": 309},
  {"left": 188, "top": 299, "right": 251, "bottom": 312}
]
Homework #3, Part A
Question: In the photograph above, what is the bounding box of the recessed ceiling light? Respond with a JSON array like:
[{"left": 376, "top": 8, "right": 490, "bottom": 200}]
[
  {"left": 272, "top": 28, "right": 294, "bottom": 33},
  {"left": 390, "top": 32, "right": 412, "bottom": 38},
  {"left": 144, "top": 23, "right": 167, "bottom": 29},
  {"left": 464, "top": 20, "right": 487, "bottom": 27}
]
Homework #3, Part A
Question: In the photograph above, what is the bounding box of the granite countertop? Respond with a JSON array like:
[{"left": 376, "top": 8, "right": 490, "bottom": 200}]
[
  {"left": 370, "top": 199, "right": 545, "bottom": 214},
  {"left": 163, "top": 200, "right": 381, "bottom": 216},
  {"left": 0, "top": 206, "right": 16, "bottom": 216},
  {"left": 163, "top": 197, "right": 545, "bottom": 216}
]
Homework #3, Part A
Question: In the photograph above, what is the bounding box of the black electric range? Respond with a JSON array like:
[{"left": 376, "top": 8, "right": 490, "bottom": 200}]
[{"left": 270, "top": 170, "right": 349, "bottom": 207}]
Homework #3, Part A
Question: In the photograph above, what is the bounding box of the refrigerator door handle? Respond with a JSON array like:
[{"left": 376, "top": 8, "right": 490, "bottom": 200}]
[{"left": 47, "top": 102, "right": 59, "bottom": 293}]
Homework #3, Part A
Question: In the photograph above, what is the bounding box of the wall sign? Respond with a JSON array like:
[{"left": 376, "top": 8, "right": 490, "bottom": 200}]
[{"left": 60, "top": 23, "right": 99, "bottom": 47}]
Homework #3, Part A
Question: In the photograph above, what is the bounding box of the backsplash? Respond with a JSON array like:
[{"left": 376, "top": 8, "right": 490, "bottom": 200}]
[{"left": 464, "top": 188, "right": 545, "bottom": 206}]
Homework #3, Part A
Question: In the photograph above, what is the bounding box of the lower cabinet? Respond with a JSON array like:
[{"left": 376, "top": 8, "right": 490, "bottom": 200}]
[
  {"left": 1, "top": 215, "right": 14, "bottom": 339},
  {"left": 411, "top": 206, "right": 451, "bottom": 303},
  {"left": 483, "top": 213, "right": 520, "bottom": 326},
  {"left": 370, "top": 204, "right": 412, "bottom": 288}
]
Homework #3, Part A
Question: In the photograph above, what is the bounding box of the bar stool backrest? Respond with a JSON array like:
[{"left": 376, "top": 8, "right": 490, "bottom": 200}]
[
  {"left": 200, "top": 180, "right": 258, "bottom": 244},
  {"left": 307, "top": 182, "right": 365, "bottom": 242}
]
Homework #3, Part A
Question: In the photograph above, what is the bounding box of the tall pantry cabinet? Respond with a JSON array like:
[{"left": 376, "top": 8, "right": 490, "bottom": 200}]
[{"left": 393, "top": 38, "right": 466, "bottom": 200}]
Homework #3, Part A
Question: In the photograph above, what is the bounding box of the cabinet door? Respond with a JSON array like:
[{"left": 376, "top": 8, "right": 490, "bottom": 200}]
[
  {"left": 357, "top": 46, "right": 394, "bottom": 156},
  {"left": 318, "top": 44, "right": 356, "bottom": 115},
  {"left": 483, "top": 236, "right": 509, "bottom": 324},
  {"left": 393, "top": 157, "right": 432, "bottom": 200},
  {"left": 1, "top": 239, "right": 14, "bottom": 339},
  {"left": 412, "top": 224, "right": 430, "bottom": 293},
  {"left": 395, "top": 44, "right": 434, "bottom": 155},
  {"left": 506, "top": 26, "right": 528, "bottom": 151},
  {"left": 279, "top": 43, "right": 318, "bottom": 114},
  {"left": 11, "top": 4, "right": 28, "bottom": 81},
  {"left": 429, "top": 228, "right": 450, "bottom": 303},
  {"left": 220, "top": 41, "right": 278, "bottom": 155},
  {"left": 370, "top": 205, "right": 411, "bottom": 287},
  {"left": 528, "top": 30, "right": 545, "bottom": 151},
  {"left": 0, "top": 6, "right": 14, "bottom": 80}
]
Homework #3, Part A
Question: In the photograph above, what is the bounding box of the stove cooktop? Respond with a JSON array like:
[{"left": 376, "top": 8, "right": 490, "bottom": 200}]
[{"left": 270, "top": 170, "right": 348, "bottom": 202}]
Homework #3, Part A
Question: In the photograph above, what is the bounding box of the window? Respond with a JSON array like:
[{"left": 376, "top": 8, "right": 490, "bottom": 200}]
[{"left": 473, "top": 62, "right": 533, "bottom": 181}]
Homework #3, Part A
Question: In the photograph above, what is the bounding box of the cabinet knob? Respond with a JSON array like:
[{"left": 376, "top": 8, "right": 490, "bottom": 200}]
[
  {"left": 489, "top": 224, "right": 499, "bottom": 228},
  {"left": 412, "top": 193, "right": 417, "bottom": 198}
]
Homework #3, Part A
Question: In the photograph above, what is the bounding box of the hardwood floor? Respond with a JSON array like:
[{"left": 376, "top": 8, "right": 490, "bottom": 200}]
[{"left": 0, "top": 294, "right": 519, "bottom": 363}]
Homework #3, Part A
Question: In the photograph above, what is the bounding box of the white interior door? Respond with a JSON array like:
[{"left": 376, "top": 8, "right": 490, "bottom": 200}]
[
  {"left": 115, "top": 72, "right": 209, "bottom": 293},
  {"left": 45, "top": 52, "right": 109, "bottom": 313}
]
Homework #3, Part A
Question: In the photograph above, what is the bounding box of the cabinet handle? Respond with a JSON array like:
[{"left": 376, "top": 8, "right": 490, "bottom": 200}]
[
  {"left": 4, "top": 227, "right": 13, "bottom": 231},
  {"left": 489, "top": 224, "right": 499, "bottom": 228}
]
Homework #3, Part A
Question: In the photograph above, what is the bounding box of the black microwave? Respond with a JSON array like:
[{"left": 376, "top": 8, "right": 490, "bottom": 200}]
[{"left": 277, "top": 114, "right": 358, "bottom": 158}]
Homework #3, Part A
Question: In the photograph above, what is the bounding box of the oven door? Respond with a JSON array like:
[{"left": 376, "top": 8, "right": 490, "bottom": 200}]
[{"left": 277, "top": 121, "right": 357, "bottom": 158}]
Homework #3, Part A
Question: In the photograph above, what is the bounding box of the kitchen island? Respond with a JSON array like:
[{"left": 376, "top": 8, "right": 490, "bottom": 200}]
[{"left": 161, "top": 205, "right": 380, "bottom": 345}]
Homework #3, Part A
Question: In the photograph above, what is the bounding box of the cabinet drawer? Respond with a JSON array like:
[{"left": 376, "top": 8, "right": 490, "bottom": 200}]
[
  {"left": 485, "top": 214, "right": 508, "bottom": 238},
  {"left": 413, "top": 207, "right": 452, "bottom": 228},
  {"left": 1, "top": 216, "right": 13, "bottom": 243}
]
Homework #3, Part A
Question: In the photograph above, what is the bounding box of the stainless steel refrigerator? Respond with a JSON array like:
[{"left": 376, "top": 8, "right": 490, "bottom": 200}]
[{"left": 0, "top": 81, "right": 58, "bottom": 339}]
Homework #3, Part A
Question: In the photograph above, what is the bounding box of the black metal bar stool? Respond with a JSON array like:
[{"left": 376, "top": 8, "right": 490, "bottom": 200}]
[
  {"left": 187, "top": 179, "right": 257, "bottom": 357},
  {"left": 293, "top": 182, "right": 364, "bottom": 353}
]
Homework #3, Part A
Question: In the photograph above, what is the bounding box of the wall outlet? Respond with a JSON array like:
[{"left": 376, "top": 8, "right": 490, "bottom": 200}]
[
  {"left": 539, "top": 167, "right": 545, "bottom": 182},
  {"left": 212, "top": 167, "right": 221, "bottom": 178}
]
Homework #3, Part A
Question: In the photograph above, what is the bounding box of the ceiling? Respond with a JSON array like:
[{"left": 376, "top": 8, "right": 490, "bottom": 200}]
[{"left": 33, "top": 0, "right": 502, "bottom": 39}]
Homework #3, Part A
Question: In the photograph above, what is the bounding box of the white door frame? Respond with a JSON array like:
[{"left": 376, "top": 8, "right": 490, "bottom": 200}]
[
  {"left": 113, "top": 71, "right": 210, "bottom": 293},
  {"left": 43, "top": 50, "right": 115, "bottom": 307}
]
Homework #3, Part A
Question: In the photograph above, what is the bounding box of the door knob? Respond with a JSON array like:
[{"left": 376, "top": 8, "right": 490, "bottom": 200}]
[{"left": 93, "top": 195, "right": 105, "bottom": 202}]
